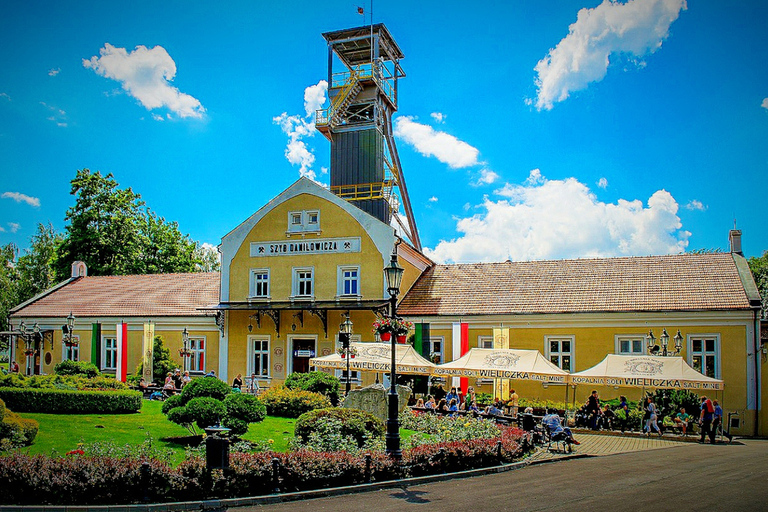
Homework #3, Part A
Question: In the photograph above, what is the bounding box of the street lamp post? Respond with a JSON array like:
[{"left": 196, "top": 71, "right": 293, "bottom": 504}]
[
  {"left": 646, "top": 328, "right": 684, "bottom": 356},
  {"left": 62, "top": 312, "right": 76, "bottom": 347},
  {"left": 17, "top": 321, "right": 41, "bottom": 375},
  {"left": 179, "top": 327, "right": 192, "bottom": 359},
  {"left": 383, "top": 249, "right": 404, "bottom": 460},
  {"left": 339, "top": 313, "right": 354, "bottom": 396}
]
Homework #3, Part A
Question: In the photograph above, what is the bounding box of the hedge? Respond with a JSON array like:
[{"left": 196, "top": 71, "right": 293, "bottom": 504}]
[
  {"left": 260, "top": 386, "right": 331, "bottom": 418},
  {"left": 0, "top": 428, "right": 526, "bottom": 505},
  {"left": 295, "top": 408, "right": 384, "bottom": 447},
  {"left": 0, "top": 388, "right": 142, "bottom": 414}
]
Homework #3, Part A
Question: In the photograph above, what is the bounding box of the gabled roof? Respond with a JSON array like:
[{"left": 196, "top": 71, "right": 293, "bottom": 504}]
[
  {"left": 399, "top": 253, "right": 757, "bottom": 317},
  {"left": 10, "top": 272, "right": 220, "bottom": 318}
]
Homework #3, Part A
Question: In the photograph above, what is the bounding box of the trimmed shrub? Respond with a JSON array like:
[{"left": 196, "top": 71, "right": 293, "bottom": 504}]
[
  {"left": 185, "top": 397, "right": 226, "bottom": 431},
  {"left": 54, "top": 360, "right": 100, "bottom": 378},
  {"left": 285, "top": 371, "right": 340, "bottom": 405},
  {"left": 295, "top": 408, "right": 384, "bottom": 447},
  {"left": 0, "top": 398, "right": 39, "bottom": 446},
  {"left": 0, "top": 388, "right": 141, "bottom": 414},
  {"left": 161, "top": 393, "right": 184, "bottom": 415},
  {"left": 261, "top": 386, "right": 331, "bottom": 418},
  {"left": 180, "top": 377, "right": 231, "bottom": 402},
  {"left": 222, "top": 393, "right": 266, "bottom": 436}
]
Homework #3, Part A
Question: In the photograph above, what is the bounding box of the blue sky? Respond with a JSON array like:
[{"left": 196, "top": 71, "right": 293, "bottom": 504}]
[{"left": 1, "top": 0, "right": 767, "bottom": 263}]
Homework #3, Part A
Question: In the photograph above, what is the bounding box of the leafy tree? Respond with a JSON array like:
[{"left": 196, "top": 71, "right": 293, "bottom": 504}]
[
  {"left": 135, "top": 336, "right": 181, "bottom": 385},
  {"left": 748, "top": 251, "right": 768, "bottom": 318},
  {"left": 134, "top": 210, "right": 201, "bottom": 274},
  {"left": 194, "top": 242, "right": 221, "bottom": 272},
  {"left": 0, "top": 244, "right": 20, "bottom": 332},
  {"left": 15, "top": 223, "right": 63, "bottom": 300}
]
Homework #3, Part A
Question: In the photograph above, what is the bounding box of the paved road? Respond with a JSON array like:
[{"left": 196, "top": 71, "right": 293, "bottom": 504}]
[{"left": 235, "top": 439, "right": 768, "bottom": 512}]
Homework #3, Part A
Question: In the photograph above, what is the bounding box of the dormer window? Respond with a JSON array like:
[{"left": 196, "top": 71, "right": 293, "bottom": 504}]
[{"left": 288, "top": 210, "right": 321, "bottom": 233}]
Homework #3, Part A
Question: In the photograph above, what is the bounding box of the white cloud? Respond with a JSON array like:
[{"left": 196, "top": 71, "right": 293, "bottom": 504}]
[
  {"left": 394, "top": 116, "right": 480, "bottom": 169},
  {"left": 424, "top": 169, "right": 689, "bottom": 263},
  {"left": 597, "top": 177, "right": 609, "bottom": 189},
  {"left": 0, "top": 93, "right": 9, "bottom": 101},
  {"left": 533, "top": 0, "right": 687, "bottom": 110},
  {"left": 430, "top": 112, "right": 446, "bottom": 123},
  {"left": 83, "top": 43, "right": 205, "bottom": 119},
  {"left": 40, "top": 102, "right": 67, "bottom": 127},
  {"left": 2, "top": 192, "right": 41, "bottom": 207},
  {"left": 472, "top": 169, "right": 500, "bottom": 187},
  {"left": 48, "top": 68, "right": 60, "bottom": 77},
  {"left": 151, "top": 113, "right": 164, "bottom": 121},
  {"left": 273, "top": 80, "right": 328, "bottom": 182},
  {"left": 429, "top": 196, "right": 438, "bottom": 202},
  {"left": 7, "top": 222, "right": 20, "bottom": 233},
  {"left": 762, "top": 98, "right": 768, "bottom": 110},
  {"left": 684, "top": 199, "right": 706, "bottom": 211}
]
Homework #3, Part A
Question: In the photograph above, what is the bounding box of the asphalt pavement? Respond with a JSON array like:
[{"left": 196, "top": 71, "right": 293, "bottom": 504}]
[{"left": 234, "top": 439, "right": 768, "bottom": 512}]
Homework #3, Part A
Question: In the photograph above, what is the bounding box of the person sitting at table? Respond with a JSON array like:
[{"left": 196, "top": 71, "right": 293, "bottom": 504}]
[
  {"left": 436, "top": 398, "right": 449, "bottom": 413},
  {"left": 448, "top": 398, "right": 459, "bottom": 416},
  {"left": 445, "top": 387, "right": 459, "bottom": 406},
  {"left": 674, "top": 407, "right": 691, "bottom": 435},
  {"left": 542, "top": 408, "right": 580, "bottom": 445},
  {"left": 600, "top": 404, "right": 615, "bottom": 430},
  {"left": 247, "top": 373, "right": 260, "bottom": 394},
  {"left": 414, "top": 398, "right": 425, "bottom": 408},
  {"left": 181, "top": 370, "right": 192, "bottom": 388},
  {"left": 138, "top": 377, "right": 148, "bottom": 390},
  {"left": 424, "top": 396, "right": 436, "bottom": 410},
  {"left": 485, "top": 403, "right": 503, "bottom": 416},
  {"left": 232, "top": 373, "right": 243, "bottom": 390},
  {"left": 162, "top": 372, "right": 176, "bottom": 395}
]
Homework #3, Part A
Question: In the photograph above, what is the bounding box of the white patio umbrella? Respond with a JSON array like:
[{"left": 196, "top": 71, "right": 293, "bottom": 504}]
[
  {"left": 310, "top": 342, "right": 436, "bottom": 376},
  {"left": 431, "top": 348, "right": 570, "bottom": 383},
  {"left": 570, "top": 354, "right": 723, "bottom": 390}
]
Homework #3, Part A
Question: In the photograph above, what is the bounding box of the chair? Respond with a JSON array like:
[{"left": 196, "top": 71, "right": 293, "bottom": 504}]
[{"left": 543, "top": 423, "right": 572, "bottom": 453}]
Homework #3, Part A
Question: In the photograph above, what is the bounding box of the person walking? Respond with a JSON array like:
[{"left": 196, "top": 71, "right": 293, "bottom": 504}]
[
  {"left": 699, "top": 395, "right": 715, "bottom": 443},
  {"left": 645, "top": 397, "right": 661, "bottom": 437},
  {"left": 617, "top": 395, "right": 629, "bottom": 433}
]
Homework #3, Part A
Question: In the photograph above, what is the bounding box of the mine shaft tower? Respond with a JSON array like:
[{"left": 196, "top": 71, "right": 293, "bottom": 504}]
[{"left": 315, "top": 24, "right": 421, "bottom": 250}]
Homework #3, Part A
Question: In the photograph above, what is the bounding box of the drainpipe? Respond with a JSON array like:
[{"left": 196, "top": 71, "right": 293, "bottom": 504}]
[{"left": 754, "top": 307, "right": 761, "bottom": 437}]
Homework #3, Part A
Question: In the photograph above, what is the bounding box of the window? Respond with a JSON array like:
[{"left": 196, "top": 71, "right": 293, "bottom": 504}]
[
  {"left": 428, "top": 337, "right": 444, "bottom": 363},
  {"left": 288, "top": 210, "right": 321, "bottom": 233},
  {"left": 102, "top": 337, "right": 117, "bottom": 370},
  {"left": 616, "top": 335, "right": 645, "bottom": 355},
  {"left": 250, "top": 337, "right": 270, "bottom": 377},
  {"left": 338, "top": 266, "right": 360, "bottom": 297},
  {"left": 477, "top": 335, "right": 493, "bottom": 349},
  {"left": 249, "top": 268, "right": 270, "bottom": 298},
  {"left": 292, "top": 267, "right": 314, "bottom": 298},
  {"left": 62, "top": 336, "right": 80, "bottom": 361},
  {"left": 185, "top": 337, "right": 206, "bottom": 373},
  {"left": 689, "top": 335, "right": 719, "bottom": 378},
  {"left": 545, "top": 335, "right": 574, "bottom": 372}
]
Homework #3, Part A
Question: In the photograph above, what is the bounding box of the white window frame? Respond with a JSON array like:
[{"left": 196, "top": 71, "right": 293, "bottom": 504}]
[
  {"left": 615, "top": 334, "right": 645, "bottom": 355},
  {"left": 292, "top": 267, "right": 314, "bottom": 299},
  {"left": 102, "top": 336, "right": 118, "bottom": 371},
  {"left": 249, "top": 268, "right": 271, "bottom": 299},
  {"left": 62, "top": 335, "right": 80, "bottom": 362},
  {"left": 185, "top": 336, "right": 206, "bottom": 373},
  {"left": 287, "top": 210, "right": 321, "bottom": 234},
  {"left": 335, "top": 333, "right": 362, "bottom": 383},
  {"left": 477, "top": 335, "right": 493, "bottom": 349},
  {"left": 428, "top": 336, "right": 444, "bottom": 364},
  {"left": 248, "top": 335, "right": 271, "bottom": 379},
  {"left": 687, "top": 333, "right": 721, "bottom": 379},
  {"left": 337, "top": 265, "right": 361, "bottom": 298},
  {"left": 544, "top": 335, "right": 574, "bottom": 372}
]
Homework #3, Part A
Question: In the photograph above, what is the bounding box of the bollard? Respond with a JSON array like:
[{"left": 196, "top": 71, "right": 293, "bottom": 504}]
[
  {"left": 205, "top": 425, "right": 231, "bottom": 471},
  {"left": 364, "top": 453, "right": 372, "bottom": 483},
  {"left": 272, "top": 457, "right": 281, "bottom": 493},
  {"left": 496, "top": 440, "right": 503, "bottom": 460},
  {"left": 141, "top": 461, "right": 151, "bottom": 503},
  {"left": 439, "top": 447, "right": 446, "bottom": 474}
]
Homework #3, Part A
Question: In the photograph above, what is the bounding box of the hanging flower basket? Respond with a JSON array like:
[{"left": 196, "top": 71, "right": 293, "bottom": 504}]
[
  {"left": 397, "top": 334, "right": 407, "bottom": 344},
  {"left": 64, "top": 339, "right": 79, "bottom": 348},
  {"left": 24, "top": 349, "right": 35, "bottom": 356},
  {"left": 380, "top": 332, "right": 391, "bottom": 341},
  {"left": 337, "top": 347, "right": 358, "bottom": 359},
  {"left": 372, "top": 318, "right": 414, "bottom": 338}
]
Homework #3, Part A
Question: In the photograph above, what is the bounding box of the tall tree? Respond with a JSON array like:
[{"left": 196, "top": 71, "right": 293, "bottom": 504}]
[
  {"left": 0, "top": 243, "right": 20, "bottom": 332},
  {"left": 16, "top": 223, "right": 64, "bottom": 300},
  {"left": 748, "top": 251, "right": 768, "bottom": 318},
  {"left": 135, "top": 210, "right": 200, "bottom": 274}
]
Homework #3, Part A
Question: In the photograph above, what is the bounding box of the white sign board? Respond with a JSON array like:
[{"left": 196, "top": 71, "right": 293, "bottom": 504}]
[{"left": 251, "top": 237, "right": 361, "bottom": 257}]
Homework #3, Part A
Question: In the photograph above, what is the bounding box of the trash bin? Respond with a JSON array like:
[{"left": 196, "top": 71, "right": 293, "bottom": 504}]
[{"left": 205, "top": 425, "right": 231, "bottom": 471}]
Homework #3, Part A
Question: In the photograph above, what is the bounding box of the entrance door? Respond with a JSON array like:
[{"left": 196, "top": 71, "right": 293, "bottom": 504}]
[{"left": 292, "top": 339, "right": 316, "bottom": 374}]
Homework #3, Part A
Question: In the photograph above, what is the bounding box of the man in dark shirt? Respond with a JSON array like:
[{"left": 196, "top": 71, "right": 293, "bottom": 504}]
[
  {"left": 587, "top": 390, "right": 601, "bottom": 430},
  {"left": 699, "top": 395, "right": 715, "bottom": 443},
  {"left": 172, "top": 368, "right": 182, "bottom": 390}
]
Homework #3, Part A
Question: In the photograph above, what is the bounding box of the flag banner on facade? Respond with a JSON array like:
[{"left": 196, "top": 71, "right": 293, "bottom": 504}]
[
  {"left": 492, "top": 328, "right": 510, "bottom": 399},
  {"left": 310, "top": 342, "right": 436, "bottom": 375},
  {"left": 459, "top": 322, "right": 469, "bottom": 394},
  {"left": 451, "top": 323, "right": 461, "bottom": 390},
  {"left": 433, "top": 348, "right": 569, "bottom": 383},
  {"left": 115, "top": 322, "right": 128, "bottom": 382},
  {"left": 91, "top": 323, "right": 101, "bottom": 369},
  {"left": 142, "top": 322, "right": 154, "bottom": 382},
  {"left": 570, "top": 354, "right": 724, "bottom": 390}
]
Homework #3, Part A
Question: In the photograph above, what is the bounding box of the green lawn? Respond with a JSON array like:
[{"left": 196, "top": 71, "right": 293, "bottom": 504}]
[{"left": 19, "top": 400, "right": 297, "bottom": 465}]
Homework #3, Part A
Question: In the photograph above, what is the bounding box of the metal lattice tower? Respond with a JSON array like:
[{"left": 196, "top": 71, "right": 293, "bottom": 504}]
[{"left": 315, "top": 24, "right": 421, "bottom": 250}]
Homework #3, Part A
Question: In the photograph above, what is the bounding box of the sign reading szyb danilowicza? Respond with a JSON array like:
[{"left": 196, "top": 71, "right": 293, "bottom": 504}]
[{"left": 251, "top": 237, "right": 361, "bottom": 257}]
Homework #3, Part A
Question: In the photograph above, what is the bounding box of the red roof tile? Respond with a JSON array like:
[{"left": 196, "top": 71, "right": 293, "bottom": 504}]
[
  {"left": 10, "top": 272, "right": 220, "bottom": 318},
  {"left": 399, "top": 253, "right": 753, "bottom": 316}
]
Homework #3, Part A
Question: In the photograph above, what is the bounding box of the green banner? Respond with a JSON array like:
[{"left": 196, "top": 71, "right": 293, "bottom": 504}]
[{"left": 91, "top": 323, "right": 101, "bottom": 368}]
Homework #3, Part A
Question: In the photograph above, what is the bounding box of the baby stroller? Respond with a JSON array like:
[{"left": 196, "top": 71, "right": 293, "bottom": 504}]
[{"left": 543, "top": 423, "right": 573, "bottom": 453}]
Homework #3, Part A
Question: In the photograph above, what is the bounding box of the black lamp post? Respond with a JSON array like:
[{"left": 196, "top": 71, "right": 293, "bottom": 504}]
[
  {"left": 17, "top": 321, "right": 41, "bottom": 375},
  {"left": 62, "top": 312, "right": 77, "bottom": 347},
  {"left": 646, "top": 328, "right": 683, "bottom": 356},
  {"left": 179, "top": 327, "right": 192, "bottom": 359},
  {"left": 383, "top": 249, "right": 404, "bottom": 460},
  {"left": 339, "top": 314, "right": 354, "bottom": 395}
]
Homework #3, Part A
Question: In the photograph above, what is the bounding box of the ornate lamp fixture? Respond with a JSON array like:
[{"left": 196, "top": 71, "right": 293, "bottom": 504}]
[
  {"left": 62, "top": 312, "right": 78, "bottom": 347},
  {"left": 179, "top": 327, "right": 192, "bottom": 358},
  {"left": 646, "top": 328, "right": 683, "bottom": 357},
  {"left": 383, "top": 249, "right": 405, "bottom": 460}
]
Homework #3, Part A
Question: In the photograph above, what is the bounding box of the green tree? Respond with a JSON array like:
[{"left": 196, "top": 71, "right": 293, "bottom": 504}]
[
  {"left": 15, "top": 223, "right": 63, "bottom": 301},
  {"left": 134, "top": 210, "right": 200, "bottom": 274},
  {"left": 748, "top": 251, "right": 768, "bottom": 318},
  {"left": 135, "top": 335, "right": 181, "bottom": 385},
  {"left": 0, "top": 244, "right": 20, "bottom": 332}
]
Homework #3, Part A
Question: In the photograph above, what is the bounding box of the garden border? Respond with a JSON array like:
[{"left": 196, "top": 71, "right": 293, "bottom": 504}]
[{"left": 0, "top": 453, "right": 589, "bottom": 512}]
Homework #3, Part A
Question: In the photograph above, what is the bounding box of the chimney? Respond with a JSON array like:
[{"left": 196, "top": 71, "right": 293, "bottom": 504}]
[
  {"left": 729, "top": 230, "right": 743, "bottom": 255},
  {"left": 71, "top": 261, "right": 88, "bottom": 278}
]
